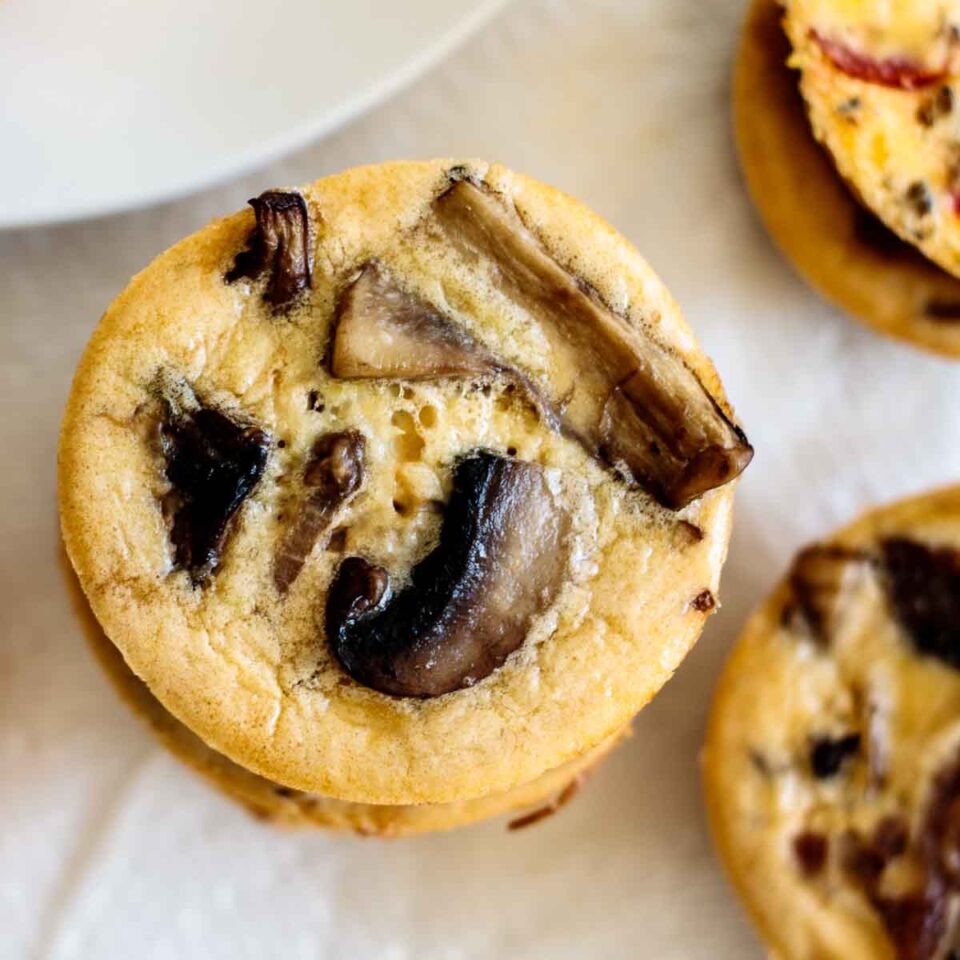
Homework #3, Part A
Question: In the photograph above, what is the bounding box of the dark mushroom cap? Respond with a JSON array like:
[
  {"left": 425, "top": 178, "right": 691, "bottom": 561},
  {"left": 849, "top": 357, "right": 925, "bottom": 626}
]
[{"left": 326, "top": 452, "right": 570, "bottom": 698}]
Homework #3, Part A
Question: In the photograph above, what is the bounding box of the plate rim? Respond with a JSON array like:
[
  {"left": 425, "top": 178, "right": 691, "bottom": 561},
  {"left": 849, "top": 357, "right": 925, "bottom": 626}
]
[{"left": 0, "top": 0, "right": 512, "bottom": 231}]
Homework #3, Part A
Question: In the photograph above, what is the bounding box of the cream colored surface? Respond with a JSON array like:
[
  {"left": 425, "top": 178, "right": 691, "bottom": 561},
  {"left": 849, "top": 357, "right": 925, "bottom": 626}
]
[
  {"left": 704, "top": 486, "right": 960, "bottom": 960},
  {"left": 784, "top": 0, "right": 960, "bottom": 276},
  {"left": 58, "top": 159, "right": 738, "bottom": 805},
  {"left": 736, "top": 0, "right": 960, "bottom": 358}
]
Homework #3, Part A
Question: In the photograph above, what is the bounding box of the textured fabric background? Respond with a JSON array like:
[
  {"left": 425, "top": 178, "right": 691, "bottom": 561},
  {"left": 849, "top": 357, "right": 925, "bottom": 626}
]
[{"left": 4, "top": 0, "right": 960, "bottom": 956}]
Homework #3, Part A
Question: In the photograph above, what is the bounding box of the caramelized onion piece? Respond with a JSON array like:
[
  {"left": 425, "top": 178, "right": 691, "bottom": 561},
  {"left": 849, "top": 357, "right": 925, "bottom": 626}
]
[
  {"left": 432, "top": 180, "right": 752, "bottom": 508},
  {"left": 273, "top": 431, "right": 366, "bottom": 593},
  {"left": 326, "top": 452, "right": 569, "bottom": 698},
  {"left": 330, "top": 263, "right": 503, "bottom": 380},
  {"left": 226, "top": 190, "right": 312, "bottom": 312}
]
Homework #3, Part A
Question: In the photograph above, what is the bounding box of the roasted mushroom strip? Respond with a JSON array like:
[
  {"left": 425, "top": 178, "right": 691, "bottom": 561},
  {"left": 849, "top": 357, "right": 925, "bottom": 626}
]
[
  {"left": 159, "top": 392, "right": 269, "bottom": 585},
  {"left": 840, "top": 753, "right": 960, "bottom": 960},
  {"left": 882, "top": 538, "right": 960, "bottom": 670},
  {"left": 330, "top": 263, "right": 504, "bottom": 380},
  {"left": 432, "top": 180, "right": 752, "bottom": 508},
  {"left": 787, "top": 544, "right": 871, "bottom": 643},
  {"left": 226, "top": 190, "right": 312, "bottom": 312},
  {"left": 273, "top": 431, "right": 366, "bottom": 593},
  {"left": 784, "top": 537, "right": 960, "bottom": 665},
  {"left": 326, "top": 452, "right": 570, "bottom": 698}
]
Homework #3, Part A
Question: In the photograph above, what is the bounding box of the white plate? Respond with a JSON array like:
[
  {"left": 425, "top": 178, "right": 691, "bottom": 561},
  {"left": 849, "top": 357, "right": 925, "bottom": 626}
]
[{"left": 0, "top": 0, "right": 508, "bottom": 229}]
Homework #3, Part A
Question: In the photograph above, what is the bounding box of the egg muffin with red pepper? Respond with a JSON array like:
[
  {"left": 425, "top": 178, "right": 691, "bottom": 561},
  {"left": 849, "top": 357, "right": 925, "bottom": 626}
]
[{"left": 736, "top": 0, "right": 960, "bottom": 356}]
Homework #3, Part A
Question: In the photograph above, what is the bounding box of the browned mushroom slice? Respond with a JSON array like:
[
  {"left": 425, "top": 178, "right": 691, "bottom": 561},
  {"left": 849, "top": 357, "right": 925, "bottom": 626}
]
[
  {"left": 881, "top": 538, "right": 960, "bottom": 670},
  {"left": 273, "top": 431, "right": 366, "bottom": 593},
  {"left": 329, "top": 262, "right": 503, "bottom": 380},
  {"left": 871, "top": 890, "right": 948, "bottom": 960},
  {"left": 159, "top": 396, "right": 270, "bottom": 585},
  {"left": 432, "top": 180, "right": 752, "bottom": 508},
  {"left": 786, "top": 544, "right": 872, "bottom": 643},
  {"left": 226, "top": 190, "right": 312, "bottom": 312},
  {"left": 862, "top": 755, "right": 960, "bottom": 960},
  {"left": 325, "top": 452, "right": 569, "bottom": 698}
]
